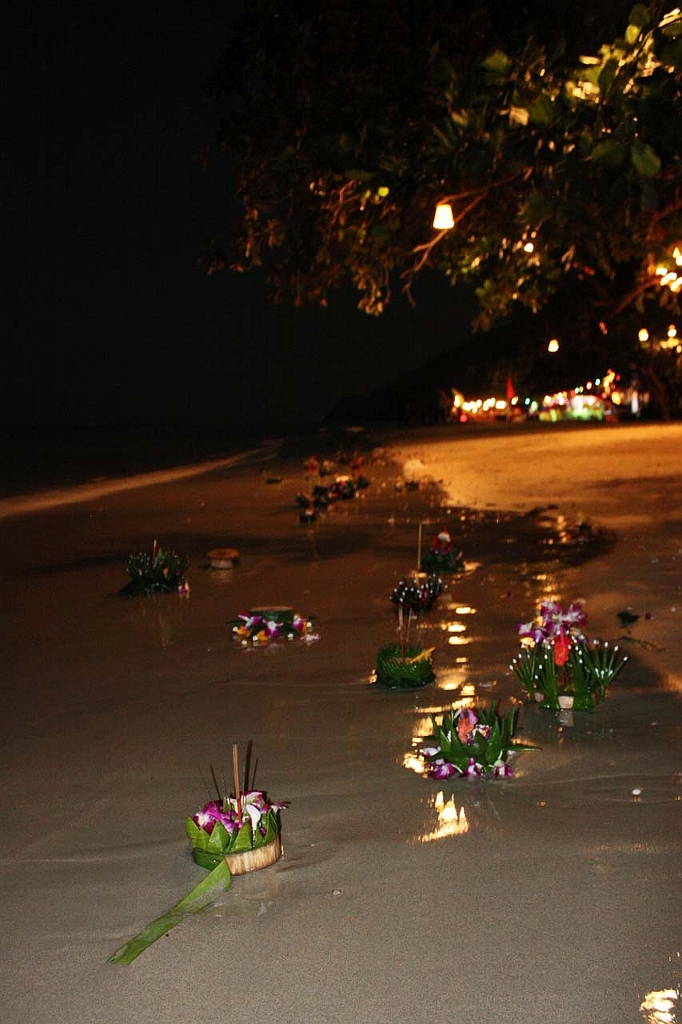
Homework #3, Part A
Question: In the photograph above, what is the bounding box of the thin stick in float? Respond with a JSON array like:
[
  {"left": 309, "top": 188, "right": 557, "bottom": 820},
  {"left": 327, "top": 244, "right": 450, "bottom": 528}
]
[
  {"left": 232, "top": 742, "right": 242, "bottom": 820},
  {"left": 417, "top": 522, "right": 423, "bottom": 575}
]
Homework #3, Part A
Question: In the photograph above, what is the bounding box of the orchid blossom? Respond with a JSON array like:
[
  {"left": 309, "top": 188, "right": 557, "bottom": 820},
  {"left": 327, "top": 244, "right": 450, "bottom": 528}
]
[
  {"left": 427, "top": 759, "right": 459, "bottom": 780},
  {"left": 456, "top": 707, "right": 478, "bottom": 743}
]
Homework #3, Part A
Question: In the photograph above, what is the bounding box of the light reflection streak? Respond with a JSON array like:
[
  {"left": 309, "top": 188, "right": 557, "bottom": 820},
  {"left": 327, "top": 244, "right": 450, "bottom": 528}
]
[
  {"left": 417, "top": 791, "right": 470, "bottom": 842},
  {"left": 640, "top": 988, "right": 679, "bottom": 1023},
  {"left": 437, "top": 666, "right": 469, "bottom": 691},
  {"left": 522, "top": 570, "right": 562, "bottom": 610}
]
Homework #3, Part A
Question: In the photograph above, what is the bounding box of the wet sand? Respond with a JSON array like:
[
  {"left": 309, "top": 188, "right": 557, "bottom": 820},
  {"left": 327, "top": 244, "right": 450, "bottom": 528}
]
[{"left": 1, "top": 421, "right": 680, "bottom": 1023}]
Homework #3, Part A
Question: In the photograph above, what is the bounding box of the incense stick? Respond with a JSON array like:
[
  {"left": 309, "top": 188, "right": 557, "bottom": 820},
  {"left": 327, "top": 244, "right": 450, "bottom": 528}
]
[
  {"left": 232, "top": 742, "right": 242, "bottom": 819},
  {"left": 417, "top": 522, "right": 423, "bottom": 575}
]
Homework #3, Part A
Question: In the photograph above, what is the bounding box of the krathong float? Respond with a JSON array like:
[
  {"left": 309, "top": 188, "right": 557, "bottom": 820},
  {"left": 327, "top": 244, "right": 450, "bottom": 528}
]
[
  {"left": 420, "top": 704, "right": 538, "bottom": 779},
  {"left": 376, "top": 596, "right": 435, "bottom": 688},
  {"left": 391, "top": 574, "right": 444, "bottom": 613},
  {"left": 206, "top": 547, "right": 240, "bottom": 569},
  {"left": 420, "top": 529, "right": 464, "bottom": 575},
  {"left": 120, "top": 539, "right": 189, "bottom": 596},
  {"left": 510, "top": 600, "right": 628, "bottom": 711},
  {"left": 295, "top": 472, "right": 370, "bottom": 523},
  {"left": 109, "top": 745, "right": 285, "bottom": 965},
  {"left": 187, "top": 790, "right": 286, "bottom": 874},
  {"left": 230, "top": 607, "right": 318, "bottom": 646}
]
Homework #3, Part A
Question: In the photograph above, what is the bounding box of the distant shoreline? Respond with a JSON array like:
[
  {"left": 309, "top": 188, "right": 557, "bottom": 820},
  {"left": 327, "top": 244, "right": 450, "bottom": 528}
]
[{"left": 0, "top": 444, "right": 282, "bottom": 520}]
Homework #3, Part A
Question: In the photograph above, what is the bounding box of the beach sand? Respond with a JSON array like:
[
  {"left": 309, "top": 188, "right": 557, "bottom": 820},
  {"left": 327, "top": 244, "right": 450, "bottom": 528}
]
[{"left": 1, "top": 421, "right": 680, "bottom": 1023}]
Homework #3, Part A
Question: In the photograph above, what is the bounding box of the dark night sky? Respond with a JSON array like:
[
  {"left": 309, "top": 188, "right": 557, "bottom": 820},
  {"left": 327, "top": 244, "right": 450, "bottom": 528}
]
[{"left": 2, "top": 2, "right": 477, "bottom": 431}]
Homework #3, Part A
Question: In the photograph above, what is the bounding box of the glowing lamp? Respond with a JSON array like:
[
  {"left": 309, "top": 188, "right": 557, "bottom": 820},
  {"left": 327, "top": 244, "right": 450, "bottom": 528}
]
[
  {"left": 638, "top": 329, "right": 649, "bottom": 342},
  {"left": 547, "top": 338, "right": 559, "bottom": 353},
  {"left": 433, "top": 203, "right": 454, "bottom": 230}
]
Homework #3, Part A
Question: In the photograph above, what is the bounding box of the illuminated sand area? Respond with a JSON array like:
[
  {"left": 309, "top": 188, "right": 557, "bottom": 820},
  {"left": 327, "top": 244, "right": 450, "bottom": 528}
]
[{"left": 1, "top": 421, "right": 680, "bottom": 1023}]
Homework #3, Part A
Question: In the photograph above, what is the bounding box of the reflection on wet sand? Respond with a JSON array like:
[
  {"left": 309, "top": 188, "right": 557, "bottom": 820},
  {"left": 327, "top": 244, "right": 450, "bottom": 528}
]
[
  {"left": 417, "top": 791, "right": 470, "bottom": 842},
  {"left": 640, "top": 987, "right": 679, "bottom": 1023}
]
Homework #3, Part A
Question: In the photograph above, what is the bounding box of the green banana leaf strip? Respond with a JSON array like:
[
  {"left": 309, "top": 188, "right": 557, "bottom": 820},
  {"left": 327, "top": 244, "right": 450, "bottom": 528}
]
[{"left": 108, "top": 859, "right": 232, "bottom": 966}]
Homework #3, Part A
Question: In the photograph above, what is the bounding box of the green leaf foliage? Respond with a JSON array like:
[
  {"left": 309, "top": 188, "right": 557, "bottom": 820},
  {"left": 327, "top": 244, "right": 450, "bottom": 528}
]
[
  {"left": 481, "top": 49, "right": 512, "bottom": 75},
  {"left": 628, "top": 4, "right": 650, "bottom": 29},
  {"left": 631, "top": 139, "right": 662, "bottom": 177},
  {"left": 206, "top": 1, "right": 681, "bottom": 339}
]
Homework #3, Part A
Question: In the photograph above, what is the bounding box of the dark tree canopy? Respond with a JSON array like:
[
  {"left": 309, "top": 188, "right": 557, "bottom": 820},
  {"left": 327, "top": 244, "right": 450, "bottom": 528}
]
[{"left": 205, "top": 0, "right": 681, "bottom": 397}]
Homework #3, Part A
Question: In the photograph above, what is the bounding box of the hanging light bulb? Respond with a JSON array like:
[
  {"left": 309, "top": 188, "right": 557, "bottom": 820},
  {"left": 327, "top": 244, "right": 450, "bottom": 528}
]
[{"left": 433, "top": 203, "right": 454, "bottom": 230}]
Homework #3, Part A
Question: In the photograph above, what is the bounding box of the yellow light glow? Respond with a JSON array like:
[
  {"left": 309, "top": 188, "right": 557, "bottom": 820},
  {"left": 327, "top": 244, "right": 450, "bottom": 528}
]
[
  {"left": 433, "top": 203, "right": 454, "bottom": 230},
  {"left": 523, "top": 242, "right": 534, "bottom": 253},
  {"left": 661, "top": 272, "right": 678, "bottom": 287},
  {"left": 548, "top": 338, "right": 560, "bottom": 353},
  {"left": 417, "top": 792, "right": 470, "bottom": 842},
  {"left": 639, "top": 328, "right": 650, "bottom": 342},
  {"left": 639, "top": 987, "right": 679, "bottom": 1024},
  {"left": 668, "top": 325, "right": 677, "bottom": 337}
]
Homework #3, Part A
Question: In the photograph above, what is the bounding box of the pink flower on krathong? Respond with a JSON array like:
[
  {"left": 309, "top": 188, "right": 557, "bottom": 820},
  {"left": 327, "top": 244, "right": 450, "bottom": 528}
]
[
  {"left": 427, "top": 759, "right": 458, "bottom": 780},
  {"left": 539, "top": 600, "right": 561, "bottom": 621},
  {"left": 432, "top": 531, "right": 452, "bottom": 554},
  {"left": 474, "top": 724, "right": 491, "bottom": 741},
  {"left": 292, "top": 614, "right": 307, "bottom": 632},
  {"left": 238, "top": 612, "right": 263, "bottom": 633},
  {"left": 193, "top": 800, "right": 241, "bottom": 835},
  {"left": 563, "top": 601, "right": 586, "bottom": 628},
  {"left": 263, "top": 619, "right": 283, "bottom": 639},
  {"left": 464, "top": 758, "right": 482, "bottom": 778},
  {"left": 193, "top": 800, "right": 221, "bottom": 833},
  {"left": 456, "top": 707, "right": 478, "bottom": 744},
  {"left": 493, "top": 760, "right": 513, "bottom": 778},
  {"left": 517, "top": 621, "right": 545, "bottom": 643}
]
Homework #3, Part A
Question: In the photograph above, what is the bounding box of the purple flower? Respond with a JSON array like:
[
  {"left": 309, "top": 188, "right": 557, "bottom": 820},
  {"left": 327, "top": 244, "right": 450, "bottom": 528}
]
[
  {"left": 427, "top": 759, "right": 458, "bottom": 779},
  {"left": 238, "top": 612, "right": 263, "bottom": 633},
  {"left": 193, "top": 800, "right": 240, "bottom": 834},
  {"left": 493, "top": 760, "right": 513, "bottom": 778},
  {"left": 464, "top": 758, "right": 482, "bottom": 778},
  {"left": 518, "top": 621, "right": 545, "bottom": 643}
]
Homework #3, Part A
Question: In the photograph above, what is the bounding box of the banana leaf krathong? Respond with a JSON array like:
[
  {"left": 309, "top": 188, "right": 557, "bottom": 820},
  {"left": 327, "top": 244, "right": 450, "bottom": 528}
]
[
  {"left": 121, "top": 539, "right": 189, "bottom": 596},
  {"left": 375, "top": 643, "right": 435, "bottom": 689},
  {"left": 186, "top": 792, "right": 285, "bottom": 870},
  {"left": 421, "top": 704, "right": 538, "bottom": 779}
]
